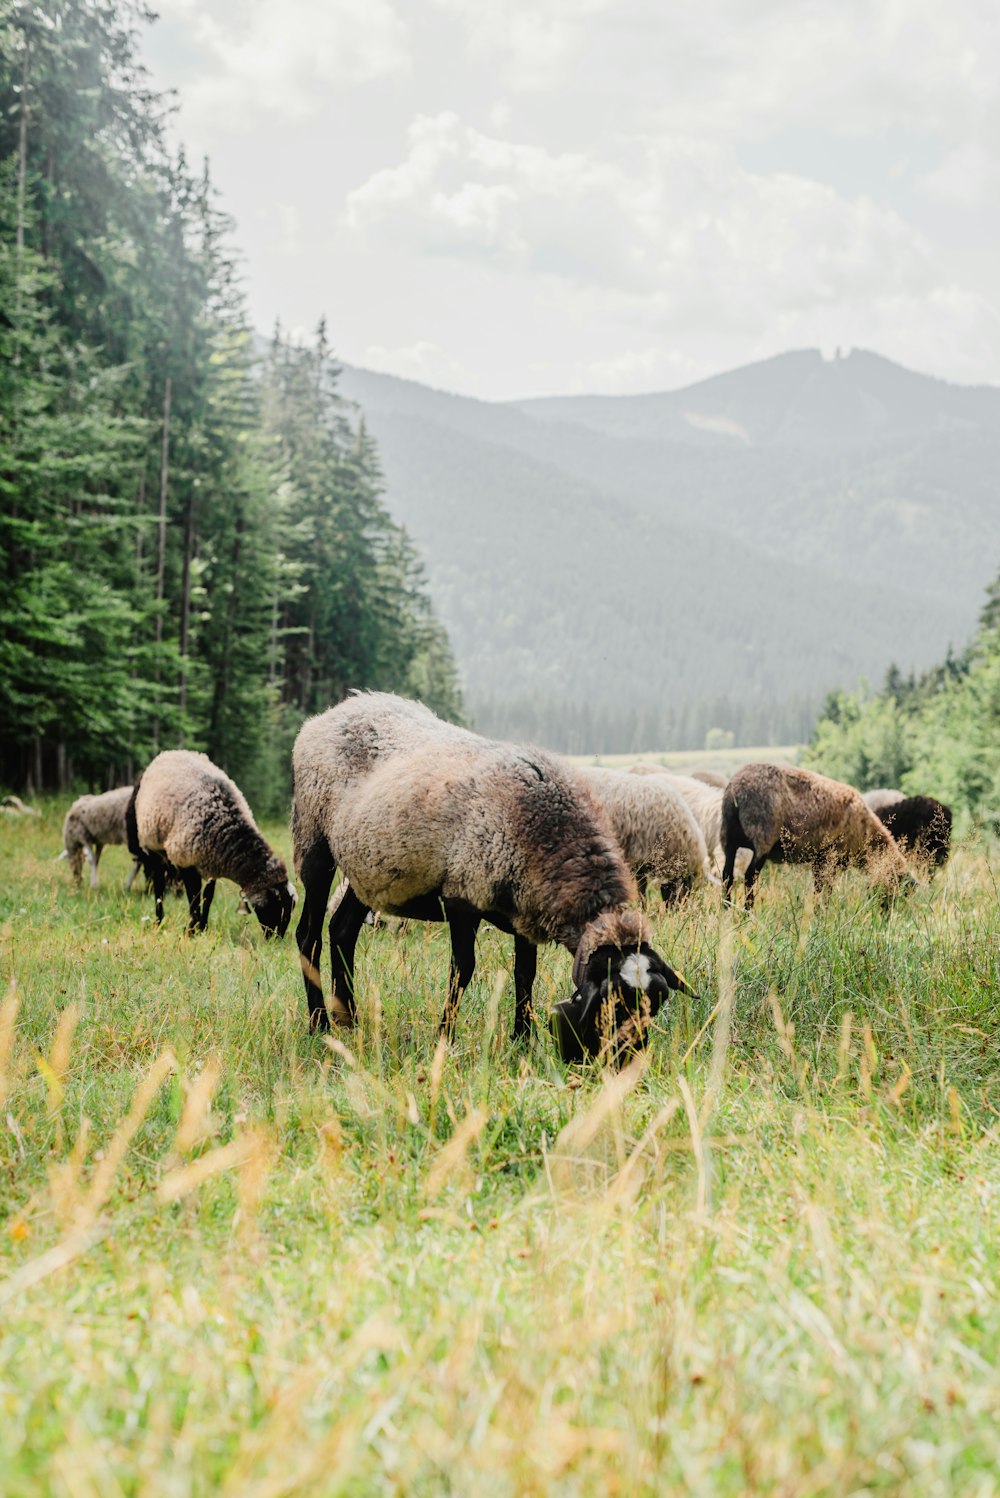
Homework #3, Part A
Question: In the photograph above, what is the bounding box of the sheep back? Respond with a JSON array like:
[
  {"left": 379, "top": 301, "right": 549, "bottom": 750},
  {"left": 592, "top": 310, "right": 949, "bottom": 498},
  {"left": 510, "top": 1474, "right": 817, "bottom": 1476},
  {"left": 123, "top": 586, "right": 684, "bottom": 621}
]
[{"left": 292, "top": 694, "right": 636, "bottom": 949}]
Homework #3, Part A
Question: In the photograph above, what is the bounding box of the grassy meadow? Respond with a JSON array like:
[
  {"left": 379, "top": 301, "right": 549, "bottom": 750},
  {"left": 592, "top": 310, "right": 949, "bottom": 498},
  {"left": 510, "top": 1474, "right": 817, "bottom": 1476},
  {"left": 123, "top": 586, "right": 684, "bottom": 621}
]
[{"left": 1, "top": 804, "right": 999, "bottom": 1495}]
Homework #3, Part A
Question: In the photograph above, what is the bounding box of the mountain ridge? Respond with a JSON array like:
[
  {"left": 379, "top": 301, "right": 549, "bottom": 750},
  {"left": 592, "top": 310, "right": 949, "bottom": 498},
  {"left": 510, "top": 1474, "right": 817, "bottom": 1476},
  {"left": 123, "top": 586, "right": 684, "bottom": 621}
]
[{"left": 330, "top": 346, "right": 995, "bottom": 751}]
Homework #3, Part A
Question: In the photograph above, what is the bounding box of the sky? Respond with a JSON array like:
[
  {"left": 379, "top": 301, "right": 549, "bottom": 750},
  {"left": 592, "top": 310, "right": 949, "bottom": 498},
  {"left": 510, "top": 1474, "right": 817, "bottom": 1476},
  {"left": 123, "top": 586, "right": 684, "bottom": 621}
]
[{"left": 143, "top": 0, "right": 1000, "bottom": 401}]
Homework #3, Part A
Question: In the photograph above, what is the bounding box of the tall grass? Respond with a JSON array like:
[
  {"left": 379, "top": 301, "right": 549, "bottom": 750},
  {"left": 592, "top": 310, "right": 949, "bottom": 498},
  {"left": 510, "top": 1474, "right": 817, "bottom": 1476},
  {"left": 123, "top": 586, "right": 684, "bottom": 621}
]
[{"left": 1, "top": 804, "right": 998, "bottom": 1494}]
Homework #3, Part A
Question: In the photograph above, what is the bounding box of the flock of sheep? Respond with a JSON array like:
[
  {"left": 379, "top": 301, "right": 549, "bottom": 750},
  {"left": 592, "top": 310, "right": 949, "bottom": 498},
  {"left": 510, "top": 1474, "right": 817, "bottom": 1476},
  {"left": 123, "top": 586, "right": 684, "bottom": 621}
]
[{"left": 57, "top": 692, "right": 953, "bottom": 1063}]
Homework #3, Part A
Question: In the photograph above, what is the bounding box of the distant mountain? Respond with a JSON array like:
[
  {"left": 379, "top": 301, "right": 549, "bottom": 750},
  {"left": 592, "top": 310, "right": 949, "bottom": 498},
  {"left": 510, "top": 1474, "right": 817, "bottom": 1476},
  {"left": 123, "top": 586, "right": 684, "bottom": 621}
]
[
  {"left": 514, "top": 348, "right": 1000, "bottom": 448},
  {"left": 335, "top": 350, "right": 999, "bottom": 753}
]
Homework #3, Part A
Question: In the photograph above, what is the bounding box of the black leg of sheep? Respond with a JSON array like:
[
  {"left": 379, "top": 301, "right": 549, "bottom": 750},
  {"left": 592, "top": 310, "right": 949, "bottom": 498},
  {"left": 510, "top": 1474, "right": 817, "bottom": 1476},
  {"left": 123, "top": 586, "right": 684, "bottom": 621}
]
[
  {"left": 442, "top": 910, "right": 480, "bottom": 1039},
  {"left": 149, "top": 853, "right": 169, "bottom": 924},
  {"left": 327, "top": 881, "right": 369, "bottom": 1029},
  {"left": 296, "top": 841, "right": 336, "bottom": 1030},
  {"left": 742, "top": 854, "right": 765, "bottom": 908},
  {"left": 199, "top": 880, "right": 216, "bottom": 931},
  {"left": 180, "top": 867, "right": 203, "bottom": 933},
  {"left": 512, "top": 936, "right": 537, "bottom": 1043}
]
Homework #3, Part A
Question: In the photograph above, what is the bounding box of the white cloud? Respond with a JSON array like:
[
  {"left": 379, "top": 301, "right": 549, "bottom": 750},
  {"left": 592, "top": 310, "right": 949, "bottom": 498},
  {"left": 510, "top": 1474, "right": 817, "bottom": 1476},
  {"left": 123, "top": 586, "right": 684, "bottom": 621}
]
[
  {"left": 432, "top": 0, "right": 615, "bottom": 89},
  {"left": 157, "top": 0, "right": 409, "bottom": 128},
  {"left": 347, "top": 116, "right": 952, "bottom": 327},
  {"left": 580, "top": 0, "right": 1000, "bottom": 144},
  {"left": 144, "top": 0, "right": 1000, "bottom": 395},
  {"left": 919, "top": 141, "right": 1000, "bottom": 206}
]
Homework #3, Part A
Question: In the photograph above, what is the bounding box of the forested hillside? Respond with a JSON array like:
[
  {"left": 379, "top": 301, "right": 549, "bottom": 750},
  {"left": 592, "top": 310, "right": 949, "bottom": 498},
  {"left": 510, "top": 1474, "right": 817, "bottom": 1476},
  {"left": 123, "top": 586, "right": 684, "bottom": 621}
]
[
  {"left": 338, "top": 353, "right": 997, "bottom": 753},
  {"left": 805, "top": 568, "right": 1000, "bottom": 821},
  {"left": 0, "top": 1, "right": 460, "bottom": 807}
]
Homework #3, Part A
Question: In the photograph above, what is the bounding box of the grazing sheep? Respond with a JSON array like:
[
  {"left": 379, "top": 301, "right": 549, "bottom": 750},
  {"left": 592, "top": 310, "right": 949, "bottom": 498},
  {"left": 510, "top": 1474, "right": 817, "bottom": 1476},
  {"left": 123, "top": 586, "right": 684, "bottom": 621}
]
[
  {"left": 59, "top": 787, "right": 138, "bottom": 888},
  {"left": 291, "top": 693, "right": 692, "bottom": 1056},
  {"left": 127, "top": 750, "right": 295, "bottom": 937},
  {"left": 863, "top": 788, "right": 905, "bottom": 813},
  {"left": 627, "top": 765, "right": 752, "bottom": 878},
  {"left": 721, "top": 763, "right": 909, "bottom": 908},
  {"left": 875, "top": 795, "right": 953, "bottom": 868},
  {"left": 2, "top": 794, "right": 41, "bottom": 817},
  {"left": 577, "top": 765, "right": 717, "bottom": 904}
]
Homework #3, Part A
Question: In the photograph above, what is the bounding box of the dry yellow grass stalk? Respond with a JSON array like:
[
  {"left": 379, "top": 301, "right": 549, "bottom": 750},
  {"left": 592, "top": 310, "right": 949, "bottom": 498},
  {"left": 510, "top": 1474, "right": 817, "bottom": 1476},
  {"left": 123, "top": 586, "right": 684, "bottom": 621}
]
[
  {"left": 0, "top": 978, "right": 20, "bottom": 1111},
  {"left": 79, "top": 1048, "right": 176, "bottom": 1225},
  {"left": 172, "top": 1053, "right": 223, "bottom": 1155},
  {"left": 425, "top": 1106, "right": 488, "bottom": 1197},
  {"left": 158, "top": 1134, "right": 256, "bottom": 1204},
  {"left": 42, "top": 1000, "right": 81, "bottom": 1116}
]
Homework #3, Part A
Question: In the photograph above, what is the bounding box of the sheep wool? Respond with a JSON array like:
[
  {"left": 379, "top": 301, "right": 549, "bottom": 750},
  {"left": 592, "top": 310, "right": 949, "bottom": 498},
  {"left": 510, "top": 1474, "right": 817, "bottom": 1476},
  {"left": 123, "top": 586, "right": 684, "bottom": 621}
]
[
  {"left": 61, "top": 786, "right": 134, "bottom": 887},
  {"left": 292, "top": 692, "right": 693, "bottom": 1054},
  {"left": 577, "top": 765, "right": 716, "bottom": 900},
  {"left": 627, "top": 764, "right": 754, "bottom": 877},
  {"left": 875, "top": 795, "right": 953, "bottom": 868},
  {"left": 722, "top": 762, "right": 909, "bottom": 907}
]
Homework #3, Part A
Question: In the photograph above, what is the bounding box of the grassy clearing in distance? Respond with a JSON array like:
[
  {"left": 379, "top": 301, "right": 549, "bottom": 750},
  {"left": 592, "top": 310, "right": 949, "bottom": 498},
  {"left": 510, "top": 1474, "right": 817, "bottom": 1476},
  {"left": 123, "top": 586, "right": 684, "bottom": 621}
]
[
  {"left": 571, "top": 744, "right": 802, "bottom": 777},
  {"left": 1, "top": 802, "right": 999, "bottom": 1494}
]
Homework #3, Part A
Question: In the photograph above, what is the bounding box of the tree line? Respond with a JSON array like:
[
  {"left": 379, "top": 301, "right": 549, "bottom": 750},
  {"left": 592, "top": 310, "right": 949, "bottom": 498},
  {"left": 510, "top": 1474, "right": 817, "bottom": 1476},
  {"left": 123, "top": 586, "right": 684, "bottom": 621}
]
[
  {"left": 804, "top": 568, "right": 1000, "bottom": 821},
  {"left": 0, "top": 0, "right": 461, "bottom": 812}
]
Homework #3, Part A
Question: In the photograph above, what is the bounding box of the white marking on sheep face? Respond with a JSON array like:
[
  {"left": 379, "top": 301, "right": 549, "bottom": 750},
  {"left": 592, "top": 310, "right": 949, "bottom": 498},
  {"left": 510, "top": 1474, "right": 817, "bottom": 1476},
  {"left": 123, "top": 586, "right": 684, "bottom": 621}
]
[{"left": 619, "top": 951, "right": 651, "bottom": 991}]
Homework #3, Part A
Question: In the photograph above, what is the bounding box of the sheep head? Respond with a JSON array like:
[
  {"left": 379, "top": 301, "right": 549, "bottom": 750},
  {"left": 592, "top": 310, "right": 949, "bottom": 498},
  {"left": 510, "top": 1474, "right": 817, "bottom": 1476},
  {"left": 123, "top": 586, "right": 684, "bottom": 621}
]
[
  {"left": 551, "top": 910, "right": 694, "bottom": 1064},
  {"left": 245, "top": 880, "right": 297, "bottom": 939}
]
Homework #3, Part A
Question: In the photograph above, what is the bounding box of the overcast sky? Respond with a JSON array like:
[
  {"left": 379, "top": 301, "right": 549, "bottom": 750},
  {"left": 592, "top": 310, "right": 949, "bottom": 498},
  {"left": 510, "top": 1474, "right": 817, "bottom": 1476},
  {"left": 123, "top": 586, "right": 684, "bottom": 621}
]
[{"left": 143, "top": 0, "right": 1000, "bottom": 400}]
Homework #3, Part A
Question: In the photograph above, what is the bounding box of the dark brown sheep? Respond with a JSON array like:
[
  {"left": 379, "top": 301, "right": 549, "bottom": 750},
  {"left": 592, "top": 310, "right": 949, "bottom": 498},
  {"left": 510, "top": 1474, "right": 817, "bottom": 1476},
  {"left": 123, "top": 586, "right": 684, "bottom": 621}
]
[{"left": 722, "top": 763, "right": 909, "bottom": 907}]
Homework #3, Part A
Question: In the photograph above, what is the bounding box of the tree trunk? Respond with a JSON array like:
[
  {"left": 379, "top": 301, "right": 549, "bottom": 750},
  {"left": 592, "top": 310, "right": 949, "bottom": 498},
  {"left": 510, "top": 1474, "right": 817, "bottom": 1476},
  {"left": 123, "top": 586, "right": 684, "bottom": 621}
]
[
  {"left": 151, "top": 377, "right": 171, "bottom": 752},
  {"left": 31, "top": 734, "right": 43, "bottom": 797},
  {"left": 268, "top": 593, "right": 279, "bottom": 689},
  {"left": 177, "top": 487, "right": 195, "bottom": 741},
  {"left": 13, "top": 35, "right": 29, "bottom": 367}
]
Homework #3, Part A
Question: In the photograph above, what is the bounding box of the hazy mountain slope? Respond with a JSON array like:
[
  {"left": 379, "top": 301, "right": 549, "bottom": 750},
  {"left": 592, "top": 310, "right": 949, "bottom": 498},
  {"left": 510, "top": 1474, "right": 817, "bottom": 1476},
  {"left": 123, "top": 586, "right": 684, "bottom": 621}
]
[
  {"left": 335, "top": 350, "right": 996, "bottom": 749},
  {"left": 338, "top": 397, "right": 965, "bottom": 748}
]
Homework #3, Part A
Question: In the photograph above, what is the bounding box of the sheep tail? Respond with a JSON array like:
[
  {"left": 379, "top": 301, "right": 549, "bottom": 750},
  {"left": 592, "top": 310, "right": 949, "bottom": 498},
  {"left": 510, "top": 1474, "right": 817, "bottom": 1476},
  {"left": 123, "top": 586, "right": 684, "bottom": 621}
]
[{"left": 125, "top": 778, "right": 143, "bottom": 861}]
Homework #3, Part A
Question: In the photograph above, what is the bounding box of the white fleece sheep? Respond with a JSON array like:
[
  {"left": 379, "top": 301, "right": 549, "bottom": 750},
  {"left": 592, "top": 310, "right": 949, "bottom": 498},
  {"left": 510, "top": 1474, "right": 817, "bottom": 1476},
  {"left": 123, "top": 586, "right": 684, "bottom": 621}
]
[
  {"left": 577, "top": 765, "right": 717, "bottom": 902},
  {"left": 863, "top": 788, "right": 906, "bottom": 812},
  {"left": 60, "top": 787, "right": 137, "bottom": 888},
  {"left": 627, "top": 765, "right": 752, "bottom": 877},
  {"left": 128, "top": 750, "right": 295, "bottom": 937}
]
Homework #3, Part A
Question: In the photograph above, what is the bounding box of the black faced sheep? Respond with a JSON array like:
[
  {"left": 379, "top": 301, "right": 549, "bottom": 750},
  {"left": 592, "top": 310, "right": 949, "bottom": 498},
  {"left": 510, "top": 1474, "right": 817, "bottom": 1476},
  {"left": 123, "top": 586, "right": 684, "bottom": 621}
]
[
  {"left": 577, "top": 765, "right": 716, "bottom": 904},
  {"left": 875, "top": 795, "right": 952, "bottom": 868},
  {"left": 722, "top": 763, "right": 909, "bottom": 908},
  {"left": 291, "top": 693, "right": 693, "bottom": 1058},
  {"left": 127, "top": 750, "right": 295, "bottom": 937},
  {"left": 60, "top": 787, "right": 139, "bottom": 888}
]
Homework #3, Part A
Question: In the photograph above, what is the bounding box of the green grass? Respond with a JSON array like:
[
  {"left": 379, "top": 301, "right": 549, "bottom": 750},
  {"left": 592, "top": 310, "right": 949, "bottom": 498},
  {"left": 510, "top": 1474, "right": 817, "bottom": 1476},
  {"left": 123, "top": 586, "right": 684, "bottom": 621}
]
[{"left": 1, "top": 804, "right": 999, "bottom": 1495}]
